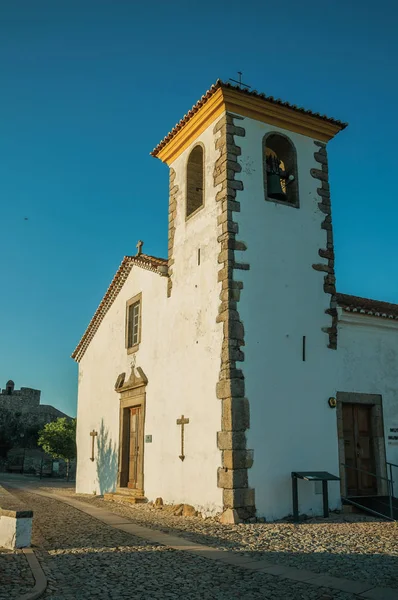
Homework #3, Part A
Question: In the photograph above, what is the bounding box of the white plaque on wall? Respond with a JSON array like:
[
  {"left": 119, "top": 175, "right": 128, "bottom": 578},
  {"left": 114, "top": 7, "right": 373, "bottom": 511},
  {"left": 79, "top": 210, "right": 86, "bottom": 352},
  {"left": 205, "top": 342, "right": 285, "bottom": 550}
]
[{"left": 388, "top": 426, "right": 398, "bottom": 445}]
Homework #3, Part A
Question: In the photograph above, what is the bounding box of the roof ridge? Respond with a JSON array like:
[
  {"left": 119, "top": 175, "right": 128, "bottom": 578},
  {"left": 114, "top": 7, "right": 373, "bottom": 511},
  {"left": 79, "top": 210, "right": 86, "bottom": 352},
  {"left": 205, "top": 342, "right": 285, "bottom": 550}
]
[
  {"left": 131, "top": 253, "right": 167, "bottom": 264},
  {"left": 336, "top": 292, "right": 398, "bottom": 320},
  {"left": 151, "top": 80, "right": 348, "bottom": 157},
  {"left": 72, "top": 254, "right": 167, "bottom": 362}
]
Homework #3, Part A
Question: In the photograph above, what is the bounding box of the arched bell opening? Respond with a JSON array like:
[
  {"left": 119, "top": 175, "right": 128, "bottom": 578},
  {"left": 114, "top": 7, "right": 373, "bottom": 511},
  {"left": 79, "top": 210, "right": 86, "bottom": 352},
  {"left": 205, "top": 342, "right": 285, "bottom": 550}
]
[
  {"left": 263, "top": 133, "right": 299, "bottom": 207},
  {"left": 186, "top": 144, "right": 205, "bottom": 218}
]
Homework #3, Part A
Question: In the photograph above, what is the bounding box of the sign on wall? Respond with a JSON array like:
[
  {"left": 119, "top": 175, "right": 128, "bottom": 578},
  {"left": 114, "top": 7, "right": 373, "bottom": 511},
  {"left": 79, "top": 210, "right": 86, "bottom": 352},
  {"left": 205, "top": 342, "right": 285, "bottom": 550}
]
[{"left": 388, "top": 426, "right": 398, "bottom": 446}]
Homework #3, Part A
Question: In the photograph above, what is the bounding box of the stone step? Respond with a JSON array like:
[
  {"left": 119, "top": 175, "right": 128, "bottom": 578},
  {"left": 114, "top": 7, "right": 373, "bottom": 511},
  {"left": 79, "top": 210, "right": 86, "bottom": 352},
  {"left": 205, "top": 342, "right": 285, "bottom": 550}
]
[
  {"left": 115, "top": 487, "right": 144, "bottom": 497},
  {"left": 104, "top": 492, "right": 147, "bottom": 505}
]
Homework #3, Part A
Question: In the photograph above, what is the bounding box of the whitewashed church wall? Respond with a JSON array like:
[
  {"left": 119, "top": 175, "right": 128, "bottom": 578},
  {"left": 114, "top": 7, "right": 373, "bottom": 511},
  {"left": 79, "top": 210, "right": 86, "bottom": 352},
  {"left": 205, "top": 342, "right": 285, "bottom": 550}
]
[
  {"left": 337, "top": 312, "right": 398, "bottom": 470},
  {"left": 76, "top": 267, "right": 166, "bottom": 496},
  {"left": 152, "top": 121, "right": 223, "bottom": 514},
  {"left": 235, "top": 117, "right": 341, "bottom": 520},
  {"left": 77, "top": 120, "right": 224, "bottom": 515}
]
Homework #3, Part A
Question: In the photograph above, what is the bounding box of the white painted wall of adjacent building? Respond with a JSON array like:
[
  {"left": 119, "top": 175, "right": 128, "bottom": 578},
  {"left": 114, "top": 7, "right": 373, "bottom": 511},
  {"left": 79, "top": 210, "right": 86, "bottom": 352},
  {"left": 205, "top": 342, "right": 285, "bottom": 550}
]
[
  {"left": 76, "top": 119, "right": 224, "bottom": 515},
  {"left": 235, "top": 116, "right": 341, "bottom": 520},
  {"left": 337, "top": 311, "right": 398, "bottom": 470}
]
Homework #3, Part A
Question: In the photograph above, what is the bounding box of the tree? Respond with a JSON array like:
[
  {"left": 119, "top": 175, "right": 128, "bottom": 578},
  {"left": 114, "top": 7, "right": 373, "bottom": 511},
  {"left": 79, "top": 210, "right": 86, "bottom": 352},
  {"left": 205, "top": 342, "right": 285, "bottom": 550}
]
[{"left": 38, "top": 418, "right": 76, "bottom": 479}]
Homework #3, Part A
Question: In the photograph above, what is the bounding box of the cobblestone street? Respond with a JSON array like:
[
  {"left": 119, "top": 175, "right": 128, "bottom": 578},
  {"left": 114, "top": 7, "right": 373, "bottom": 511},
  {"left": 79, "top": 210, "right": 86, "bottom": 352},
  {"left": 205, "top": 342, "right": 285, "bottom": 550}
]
[
  {"left": 66, "top": 491, "right": 398, "bottom": 590},
  {"left": 0, "top": 483, "right": 366, "bottom": 600},
  {"left": 72, "top": 490, "right": 398, "bottom": 598},
  {"left": 0, "top": 548, "right": 34, "bottom": 600}
]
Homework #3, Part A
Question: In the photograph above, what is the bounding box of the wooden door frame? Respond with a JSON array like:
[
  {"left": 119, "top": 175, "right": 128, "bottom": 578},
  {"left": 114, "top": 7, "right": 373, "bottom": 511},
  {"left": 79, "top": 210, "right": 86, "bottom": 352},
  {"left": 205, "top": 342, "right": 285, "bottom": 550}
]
[
  {"left": 336, "top": 392, "right": 387, "bottom": 496},
  {"left": 114, "top": 366, "right": 148, "bottom": 495}
]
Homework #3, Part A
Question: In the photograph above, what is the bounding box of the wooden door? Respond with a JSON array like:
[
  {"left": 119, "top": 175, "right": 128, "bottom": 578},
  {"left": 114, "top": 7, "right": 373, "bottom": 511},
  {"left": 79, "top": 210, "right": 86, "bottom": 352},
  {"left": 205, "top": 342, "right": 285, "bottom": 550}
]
[
  {"left": 343, "top": 403, "right": 377, "bottom": 496},
  {"left": 128, "top": 407, "right": 140, "bottom": 489}
]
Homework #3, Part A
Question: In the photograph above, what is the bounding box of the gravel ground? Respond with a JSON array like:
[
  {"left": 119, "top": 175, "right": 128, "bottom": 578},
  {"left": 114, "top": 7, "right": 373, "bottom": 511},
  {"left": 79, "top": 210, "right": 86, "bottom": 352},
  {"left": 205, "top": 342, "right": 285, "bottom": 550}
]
[
  {"left": 0, "top": 548, "right": 34, "bottom": 600},
  {"left": 45, "top": 487, "right": 398, "bottom": 590},
  {"left": 6, "top": 487, "right": 360, "bottom": 600}
]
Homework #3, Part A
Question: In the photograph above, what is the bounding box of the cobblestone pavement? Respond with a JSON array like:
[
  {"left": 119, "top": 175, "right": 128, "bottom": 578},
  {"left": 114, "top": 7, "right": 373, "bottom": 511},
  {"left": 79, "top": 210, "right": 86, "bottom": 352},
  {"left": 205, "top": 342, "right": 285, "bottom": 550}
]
[
  {"left": 47, "top": 488, "right": 398, "bottom": 591},
  {"left": 5, "top": 487, "right": 360, "bottom": 600},
  {"left": 0, "top": 548, "right": 34, "bottom": 600}
]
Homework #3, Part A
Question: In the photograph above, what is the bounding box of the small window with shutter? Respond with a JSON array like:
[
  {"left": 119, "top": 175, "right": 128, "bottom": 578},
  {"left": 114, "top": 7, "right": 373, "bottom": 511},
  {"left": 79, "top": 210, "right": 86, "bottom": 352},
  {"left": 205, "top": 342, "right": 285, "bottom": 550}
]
[{"left": 126, "top": 293, "right": 142, "bottom": 353}]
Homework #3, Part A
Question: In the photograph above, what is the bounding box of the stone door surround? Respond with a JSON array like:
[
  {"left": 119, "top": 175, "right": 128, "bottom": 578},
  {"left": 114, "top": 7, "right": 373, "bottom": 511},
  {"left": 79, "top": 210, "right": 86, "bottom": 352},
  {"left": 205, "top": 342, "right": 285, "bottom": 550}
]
[{"left": 115, "top": 366, "right": 147, "bottom": 494}]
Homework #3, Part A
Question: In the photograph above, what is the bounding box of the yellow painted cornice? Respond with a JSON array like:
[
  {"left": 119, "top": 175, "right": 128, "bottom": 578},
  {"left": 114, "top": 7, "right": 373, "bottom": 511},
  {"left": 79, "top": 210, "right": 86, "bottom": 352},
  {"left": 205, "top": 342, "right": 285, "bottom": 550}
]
[
  {"left": 154, "top": 85, "right": 346, "bottom": 166},
  {"left": 156, "top": 88, "right": 225, "bottom": 165},
  {"left": 223, "top": 89, "right": 344, "bottom": 143}
]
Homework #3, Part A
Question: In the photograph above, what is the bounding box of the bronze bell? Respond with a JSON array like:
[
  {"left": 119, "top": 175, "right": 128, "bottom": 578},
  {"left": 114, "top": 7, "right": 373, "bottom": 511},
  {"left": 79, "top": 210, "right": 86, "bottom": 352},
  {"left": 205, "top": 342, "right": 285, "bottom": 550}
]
[{"left": 267, "top": 173, "right": 286, "bottom": 201}]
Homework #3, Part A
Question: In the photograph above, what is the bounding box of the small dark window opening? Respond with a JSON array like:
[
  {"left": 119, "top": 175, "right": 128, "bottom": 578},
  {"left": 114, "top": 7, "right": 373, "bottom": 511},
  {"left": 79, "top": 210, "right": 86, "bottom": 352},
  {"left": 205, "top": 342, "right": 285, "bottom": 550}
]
[
  {"left": 5, "top": 380, "right": 14, "bottom": 395},
  {"left": 264, "top": 134, "right": 299, "bottom": 207},
  {"left": 186, "top": 145, "right": 204, "bottom": 218}
]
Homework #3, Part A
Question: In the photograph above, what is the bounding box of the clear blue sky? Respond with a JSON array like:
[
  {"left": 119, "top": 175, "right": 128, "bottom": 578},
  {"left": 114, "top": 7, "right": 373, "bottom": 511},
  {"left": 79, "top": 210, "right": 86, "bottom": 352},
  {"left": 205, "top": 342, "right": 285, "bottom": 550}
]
[{"left": 1, "top": 1, "right": 397, "bottom": 417}]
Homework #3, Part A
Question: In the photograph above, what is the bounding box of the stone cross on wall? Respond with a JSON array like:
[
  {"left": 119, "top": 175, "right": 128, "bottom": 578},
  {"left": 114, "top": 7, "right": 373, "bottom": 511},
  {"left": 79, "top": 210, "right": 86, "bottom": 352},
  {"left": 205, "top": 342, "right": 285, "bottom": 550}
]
[
  {"left": 136, "top": 240, "right": 144, "bottom": 256},
  {"left": 90, "top": 430, "right": 98, "bottom": 462},
  {"left": 176, "top": 415, "right": 189, "bottom": 461}
]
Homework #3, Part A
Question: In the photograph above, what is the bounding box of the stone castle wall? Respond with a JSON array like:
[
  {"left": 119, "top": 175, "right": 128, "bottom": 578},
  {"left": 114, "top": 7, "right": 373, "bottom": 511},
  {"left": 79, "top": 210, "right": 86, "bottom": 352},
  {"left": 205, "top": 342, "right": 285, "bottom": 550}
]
[
  {"left": 0, "top": 382, "right": 69, "bottom": 434},
  {"left": 1, "top": 386, "right": 41, "bottom": 412}
]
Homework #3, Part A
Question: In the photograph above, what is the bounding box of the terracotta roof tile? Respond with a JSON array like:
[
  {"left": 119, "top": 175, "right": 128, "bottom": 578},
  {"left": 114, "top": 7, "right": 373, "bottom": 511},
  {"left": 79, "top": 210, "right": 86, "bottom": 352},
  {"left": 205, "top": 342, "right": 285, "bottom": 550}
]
[
  {"left": 337, "top": 293, "right": 398, "bottom": 321},
  {"left": 72, "top": 253, "right": 167, "bottom": 362},
  {"left": 151, "top": 80, "right": 348, "bottom": 157}
]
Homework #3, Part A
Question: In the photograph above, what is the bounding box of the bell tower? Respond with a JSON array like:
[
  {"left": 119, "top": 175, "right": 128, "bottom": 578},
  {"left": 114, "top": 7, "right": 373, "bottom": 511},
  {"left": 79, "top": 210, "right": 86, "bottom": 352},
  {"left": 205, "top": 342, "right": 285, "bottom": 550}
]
[{"left": 151, "top": 81, "right": 347, "bottom": 520}]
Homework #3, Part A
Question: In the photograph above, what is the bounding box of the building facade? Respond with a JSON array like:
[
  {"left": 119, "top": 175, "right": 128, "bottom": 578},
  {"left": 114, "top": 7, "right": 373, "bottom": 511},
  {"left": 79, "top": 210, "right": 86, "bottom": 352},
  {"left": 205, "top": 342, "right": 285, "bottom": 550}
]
[{"left": 73, "top": 81, "right": 398, "bottom": 520}]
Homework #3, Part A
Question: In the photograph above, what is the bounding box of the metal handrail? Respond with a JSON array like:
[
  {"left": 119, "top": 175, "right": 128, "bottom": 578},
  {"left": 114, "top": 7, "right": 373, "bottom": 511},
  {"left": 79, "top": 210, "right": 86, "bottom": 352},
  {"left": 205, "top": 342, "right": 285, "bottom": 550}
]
[
  {"left": 386, "top": 462, "right": 397, "bottom": 497},
  {"left": 340, "top": 463, "right": 392, "bottom": 483},
  {"left": 340, "top": 462, "right": 395, "bottom": 520}
]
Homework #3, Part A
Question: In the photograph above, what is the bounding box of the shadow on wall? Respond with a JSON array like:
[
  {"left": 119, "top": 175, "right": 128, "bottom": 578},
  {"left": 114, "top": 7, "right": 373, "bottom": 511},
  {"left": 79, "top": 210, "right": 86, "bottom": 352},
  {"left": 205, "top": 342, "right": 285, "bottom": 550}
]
[{"left": 96, "top": 420, "right": 118, "bottom": 495}]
